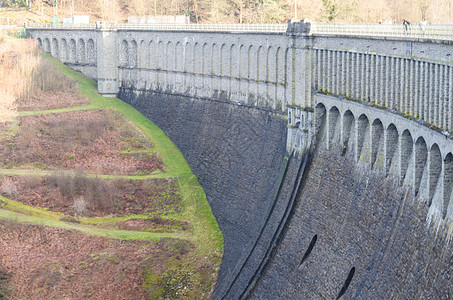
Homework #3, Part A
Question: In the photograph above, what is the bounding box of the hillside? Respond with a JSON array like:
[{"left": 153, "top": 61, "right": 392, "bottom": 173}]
[{"left": 0, "top": 33, "right": 222, "bottom": 299}]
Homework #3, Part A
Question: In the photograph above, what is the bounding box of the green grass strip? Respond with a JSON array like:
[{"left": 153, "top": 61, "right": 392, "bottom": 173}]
[{"left": 0, "top": 209, "right": 187, "bottom": 240}]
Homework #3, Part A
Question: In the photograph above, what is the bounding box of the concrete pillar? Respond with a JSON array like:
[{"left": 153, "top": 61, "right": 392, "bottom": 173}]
[
  {"left": 449, "top": 66, "right": 453, "bottom": 131},
  {"left": 434, "top": 63, "right": 440, "bottom": 126},
  {"left": 97, "top": 28, "right": 119, "bottom": 97},
  {"left": 384, "top": 56, "right": 390, "bottom": 107},
  {"left": 409, "top": 60, "right": 415, "bottom": 116},
  {"left": 340, "top": 51, "right": 346, "bottom": 96},
  {"left": 414, "top": 61, "right": 420, "bottom": 117},
  {"left": 287, "top": 22, "right": 313, "bottom": 108}
]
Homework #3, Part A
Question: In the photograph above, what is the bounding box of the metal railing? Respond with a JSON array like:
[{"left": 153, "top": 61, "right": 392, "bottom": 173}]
[
  {"left": 27, "top": 22, "right": 287, "bottom": 32},
  {"left": 26, "top": 22, "right": 453, "bottom": 40},
  {"left": 310, "top": 23, "right": 453, "bottom": 40},
  {"left": 27, "top": 23, "right": 97, "bottom": 30}
]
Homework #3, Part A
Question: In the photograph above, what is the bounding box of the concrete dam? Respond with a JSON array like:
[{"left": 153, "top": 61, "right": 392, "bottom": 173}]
[{"left": 28, "top": 21, "right": 453, "bottom": 299}]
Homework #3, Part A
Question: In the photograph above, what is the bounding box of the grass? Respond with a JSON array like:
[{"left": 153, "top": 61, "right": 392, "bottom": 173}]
[
  {"left": 0, "top": 45, "right": 223, "bottom": 298},
  {"left": 39, "top": 52, "right": 224, "bottom": 252}
]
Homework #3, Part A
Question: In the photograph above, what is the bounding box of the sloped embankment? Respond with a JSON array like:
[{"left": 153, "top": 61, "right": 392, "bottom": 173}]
[{"left": 0, "top": 38, "right": 222, "bottom": 299}]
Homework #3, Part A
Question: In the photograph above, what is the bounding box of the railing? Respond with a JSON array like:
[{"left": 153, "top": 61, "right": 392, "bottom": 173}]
[
  {"left": 26, "top": 22, "right": 453, "bottom": 40},
  {"left": 310, "top": 23, "right": 453, "bottom": 40},
  {"left": 27, "top": 22, "right": 287, "bottom": 32},
  {"left": 116, "top": 22, "right": 287, "bottom": 32},
  {"left": 27, "top": 23, "right": 96, "bottom": 30}
]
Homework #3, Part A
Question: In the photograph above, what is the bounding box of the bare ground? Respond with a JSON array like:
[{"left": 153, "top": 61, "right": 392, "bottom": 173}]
[
  {"left": 0, "top": 110, "right": 165, "bottom": 175},
  {"left": 16, "top": 88, "right": 91, "bottom": 111},
  {"left": 0, "top": 175, "right": 182, "bottom": 217},
  {"left": 0, "top": 220, "right": 193, "bottom": 299}
]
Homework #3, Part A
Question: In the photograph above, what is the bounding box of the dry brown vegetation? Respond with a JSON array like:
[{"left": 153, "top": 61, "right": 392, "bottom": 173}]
[
  {"left": 0, "top": 110, "right": 165, "bottom": 175},
  {"left": 0, "top": 33, "right": 88, "bottom": 115},
  {"left": 0, "top": 35, "right": 222, "bottom": 299},
  {"left": 0, "top": 175, "right": 182, "bottom": 217},
  {"left": 0, "top": 220, "right": 194, "bottom": 299},
  {"left": 3, "top": 0, "right": 453, "bottom": 25}
]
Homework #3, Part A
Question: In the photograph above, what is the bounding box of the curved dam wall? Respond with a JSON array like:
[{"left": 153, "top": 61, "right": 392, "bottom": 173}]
[
  {"left": 27, "top": 23, "right": 453, "bottom": 298},
  {"left": 250, "top": 122, "right": 453, "bottom": 299},
  {"left": 118, "top": 89, "right": 306, "bottom": 299}
]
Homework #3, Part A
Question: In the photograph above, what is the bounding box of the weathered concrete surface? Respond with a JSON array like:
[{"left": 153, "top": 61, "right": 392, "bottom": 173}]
[
  {"left": 118, "top": 88, "right": 291, "bottom": 299},
  {"left": 250, "top": 136, "right": 453, "bottom": 299}
]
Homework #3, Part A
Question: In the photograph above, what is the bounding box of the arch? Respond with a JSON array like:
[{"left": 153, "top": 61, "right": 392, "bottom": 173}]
[
  {"left": 328, "top": 106, "right": 340, "bottom": 149},
  {"left": 86, "top": 39, "right": 96, "bottom": 65},
  {"left": 276, "top": 47, "right": 283, "bottom": 84},
  {"left": 443, "top": 153, "right": 453, "bottom": 218},
  {"left": 61, "top": 38, "right": 68, "bottom": 62},
  {"left": 220, "top": 43, "right": 228, "bottom": 76},
  {"left": 157, "top": 41, "right": 164, "bottom": 69},
  {"left": 267, "top": 46, "right": 276, "bottom": 83},
  {"left": 43, "top": 38, "right": 50, "bottom": 53},
  {"left": 68, "top": 39, "right": 76, "bottom": 63},
  {"left": 139, "top": 40, "right": 148, "bottom": 68},
  {"left": 184, "top": 42, "right": 192, "bottom": 73},
  {"left": 120, "top": 40, "right": 129, "bottom": 67},
  {"left": 371, "top": 118, "right": 384, "bottom": 168},
  {"left": 148, "top": 40, "right": 156, "bottom": 69},
  {"left": 175, "top": 42, "right": 183, "bottom": 72},
  {"left": 257, "top": 45, "right": 266, "bottom": 81},
  {"left": 212, "top": 43, "right": 219, "bottom": 75},
  {"left": 385, "top": 124, "right": 399, "bottom": 176},
  {"left": 77, "top": 38, "right": 86, "bottom": 64},
  {"left": 342, "top": 110, "right": 355, "bottom": 154},
  {"left": 193, "top": 42, "right": 201, "bottom": 73},
  {"left": 36, "top": 38, "right": 42, "bottom": 47},
  {"left": 248, "top": 45, "right": 256, "bottom": 80},
  {"left": 165, "top": 41, "right": 173, "bottom": 71},
  {"left": 428, "top": 144, "right": 442, "bottom": 205},
  {"left": 315, "top": 103, "right": 327, "bottom": 139},
  {"left": 414, "top": 137, "right": 428, "bottom": 196},
  {"left": 130, "top": 40, "right": 138, "bottom": 68},
  {"left": 400, "top": 130, "right": 413, "bottom": 183},
  {"left": 51, "top": 38, "right": 59, "bottom": 58},
  {"left": 239, "top": 44, "right": 247, "bottom": 78},
  {"left": 356, "top": 114, "right": 369, "bottom": 162},
  {"left": 202, "top": 43, "right": 209, "bottom": 74},
  {"left": 230, "top": 44, "right": 238, "bottom": 77}
]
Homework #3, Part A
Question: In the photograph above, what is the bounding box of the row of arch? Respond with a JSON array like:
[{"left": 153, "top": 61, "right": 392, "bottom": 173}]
[
  {"left": 118, "top": 38, "right": 289, "bottom": 85},
  {"left": 312, "top": 48, "right": 453, "bottom": 134},
  {"left": 37, "top": 37, "right": 96, "bottom": 65},
  {"left": 315, "top": 98, "right": 453, "bottom": 219}
]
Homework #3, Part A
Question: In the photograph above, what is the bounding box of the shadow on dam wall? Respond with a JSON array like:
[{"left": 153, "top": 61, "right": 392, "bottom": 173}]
[{"left": 119, "top": 89, "right": 452, "bottom": 299}]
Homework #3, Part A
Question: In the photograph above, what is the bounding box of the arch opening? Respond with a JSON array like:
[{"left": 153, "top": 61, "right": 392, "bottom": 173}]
[
  {"left": 414, "top": 137, "right": 428, "bottom": 196},
  {"left": 428, "top": 144, "right": 442, "bottom": 205},
  {"left": 385, "top": 124, "right": 399, "bottom": 176},
  {"left": 371, "top": 119, "right": 384, "bottom": 168},
  {"left": 443, "top": 153, "right": 453, "bottom": 218},
  {"left": 356, "top": 114, "right": 369, "bottom": 162}
]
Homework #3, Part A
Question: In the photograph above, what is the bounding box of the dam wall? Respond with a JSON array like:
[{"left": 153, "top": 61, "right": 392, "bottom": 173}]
[{"left": 27, "top": 22, "right": 453, "bottom": 298}]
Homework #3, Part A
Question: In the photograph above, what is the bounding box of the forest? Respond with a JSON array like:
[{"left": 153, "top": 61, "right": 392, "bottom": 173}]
[{"left": 1, "top": 0, "right": 452, "bottom": 25}]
